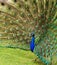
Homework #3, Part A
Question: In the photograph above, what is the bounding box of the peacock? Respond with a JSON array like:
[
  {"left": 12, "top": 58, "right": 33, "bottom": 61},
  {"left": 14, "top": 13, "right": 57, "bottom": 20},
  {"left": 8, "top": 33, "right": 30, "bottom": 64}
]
[
  {"left": 0, "top": 0, "right": 57, "bottom": 65},
  {"left": 30, "top": 32, "right": 35, "bottom": 52}
]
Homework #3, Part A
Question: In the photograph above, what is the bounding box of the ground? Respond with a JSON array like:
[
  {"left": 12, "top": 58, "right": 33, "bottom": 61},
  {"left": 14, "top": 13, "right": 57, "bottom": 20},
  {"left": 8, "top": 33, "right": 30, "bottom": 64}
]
[{"left": 0, "top": 47, "right": 44, "bottom": 65}]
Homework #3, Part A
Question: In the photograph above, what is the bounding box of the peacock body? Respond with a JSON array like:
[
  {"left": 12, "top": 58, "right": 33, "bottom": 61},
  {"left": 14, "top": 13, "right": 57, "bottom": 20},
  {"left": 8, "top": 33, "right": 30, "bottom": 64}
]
[
  {"left": 0, "top": 0, "right": 57, "bottom": 65},
  {"left": 30, "top": 32, "right": 35, "bottom": 52}
]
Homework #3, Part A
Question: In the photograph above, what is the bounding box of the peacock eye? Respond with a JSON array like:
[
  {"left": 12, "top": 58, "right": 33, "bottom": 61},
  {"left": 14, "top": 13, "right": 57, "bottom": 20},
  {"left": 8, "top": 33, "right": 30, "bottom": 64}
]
[
  {"left": 19, "top": 4, "right": 22, "bottom": 8},
  {"left": 52, "top": 1, "right": 54, "bottom": 5},
  {"left": 14, "top": 0, "right": 17, "bottom": 2},
  {"left": 1, "top": 3, "right": 5, "bottom": 6},
  {"left": 25, "top": 0, "right": 27, "bottom": 1},
  {"left": 8, "top": 7, "right": 11, "bottom": 10}
]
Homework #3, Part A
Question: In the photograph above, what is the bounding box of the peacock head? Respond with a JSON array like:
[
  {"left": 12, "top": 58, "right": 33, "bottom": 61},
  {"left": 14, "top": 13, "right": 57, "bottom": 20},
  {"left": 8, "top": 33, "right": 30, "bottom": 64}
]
[{"left": 31, "top": 32, "right": 35, "bottom": 37}]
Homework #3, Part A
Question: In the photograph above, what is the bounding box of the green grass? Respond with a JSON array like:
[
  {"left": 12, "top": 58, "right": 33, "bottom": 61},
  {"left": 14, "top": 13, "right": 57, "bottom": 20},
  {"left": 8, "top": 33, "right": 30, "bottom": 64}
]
[{"left": 0, "top": 47, "right": 44, "bottom": 65}]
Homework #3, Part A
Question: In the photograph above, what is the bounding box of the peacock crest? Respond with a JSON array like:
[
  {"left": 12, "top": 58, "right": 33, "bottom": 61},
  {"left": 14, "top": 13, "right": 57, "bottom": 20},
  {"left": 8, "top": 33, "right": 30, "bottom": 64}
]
[{"left": 0, "top": 0, "right": 57, "bottom": 65}]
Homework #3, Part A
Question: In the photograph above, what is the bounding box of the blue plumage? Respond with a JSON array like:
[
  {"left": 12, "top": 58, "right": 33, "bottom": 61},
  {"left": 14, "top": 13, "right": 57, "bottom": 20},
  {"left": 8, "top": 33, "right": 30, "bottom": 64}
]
[{"left": 30, "top": 32, "right": 35, "bottom": 52}]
